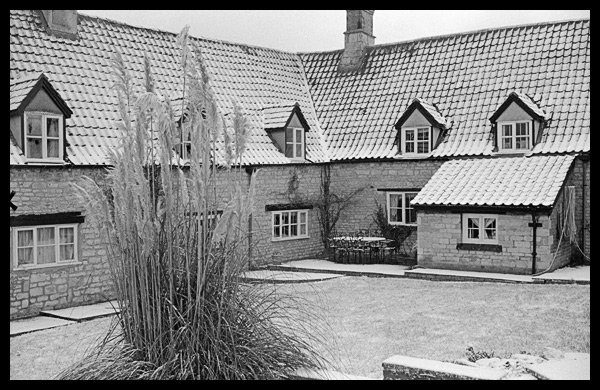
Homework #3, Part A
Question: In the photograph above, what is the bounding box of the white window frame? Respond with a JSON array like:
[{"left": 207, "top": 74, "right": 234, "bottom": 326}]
[
  {"left": 271, "top": 209, "right": 309, "bottom": 241},
  {"left": 462, "top": 214, "right": 499, "bottom": 244},
  {"left": 12, "top": 224, "right": 79, "bottom": 270},
  {"left": 24, "top": 112, "right": 64, "bottom": 162},
  {"left": 285, "top": 127, "right": 305, "bottom": 159},
  {"left": 401, "top": 126, "right": 431, "bottom": 155},
  {"left": 497, "top": 120, "right": 532, "bottom": 153},
  {"left": 386, "top": 192, "right": 418, "bottom": 226}
]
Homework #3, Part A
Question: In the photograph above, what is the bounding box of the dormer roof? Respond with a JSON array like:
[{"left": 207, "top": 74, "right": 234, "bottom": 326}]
[
  {"left": 262, "top": 102, "right": 310, "bottom": 131},
  {"left": 395, "top": 97, "right": 448, "bottom": 130},
  {"left": 10, "top": 72, "right": 72, "bottom": 118},
  {"left": 489, "top": 91, "right": 547, "bottom": 123}
]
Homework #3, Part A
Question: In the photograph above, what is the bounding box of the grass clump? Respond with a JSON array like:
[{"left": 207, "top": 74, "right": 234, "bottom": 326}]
[{"left": 58, "top": 26, "right": 326, "bottom": 380}]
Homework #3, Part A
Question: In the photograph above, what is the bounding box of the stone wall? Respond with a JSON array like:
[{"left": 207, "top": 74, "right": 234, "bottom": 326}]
[
  {"left": 249, "top": 164, "right": 325, "bottom": 266},
  {"left": 329, "top": 160, "right": 445, "bottom": 234},
  {"left": 561, "top": 157, "right": 590, "bottom": 261},
  {"left": 417, "top": 211, "right": 555, "bottom": 275},
  {"left": 10, "top": 166, "right": 114, "bottom": 319}
]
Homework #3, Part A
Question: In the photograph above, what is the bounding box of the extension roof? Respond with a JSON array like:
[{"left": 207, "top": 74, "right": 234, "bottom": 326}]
[
  {"left": 411, "top": 154, "right": 575, "bottom": 209},
  {"left": 10, "top": 10, "right": 589, "bottom": 166}
]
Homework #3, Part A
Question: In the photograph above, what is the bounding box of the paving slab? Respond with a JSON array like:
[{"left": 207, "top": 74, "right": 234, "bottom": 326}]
[
  {"left": 291, "top": 367, "right": 377, "bottom": 380},
  {"left": 533, "top": 266, "right": 590, "bottom": 285},
  {"left": 383, "top": 355, "right": 507, "bottom": 380},
  {"left": 405, "top": 268, "right": 535, "bottom": 284},
  {"left": 40, "top": 300, "right": 120, "bottom": 322},
  {"left": 269, "top": 259, "right": 409, "bottom": 277},
  {"left": 526, "top": 353, "right": 590, "bottom": 380},
  {"left": 10, "top": 316, "right": 75, "bottom": 337},
  {"left": 241, "top": 270, "right": 343, "bottom": 284}
]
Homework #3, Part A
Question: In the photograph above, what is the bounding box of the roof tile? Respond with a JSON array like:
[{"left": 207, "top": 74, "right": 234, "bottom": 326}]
[{"left": 411, "top": 154, "right": 575, "bottom": 208}]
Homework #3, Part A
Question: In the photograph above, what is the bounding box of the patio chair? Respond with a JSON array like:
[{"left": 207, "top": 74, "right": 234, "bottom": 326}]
[
  {"left": 379, "top": 239, "right": 396, "bottom": 263},
  {"left": 336, "top": 238, "right": 350, "bottom": 264},
  {"left": 350, "top": 237, "right": 368, "bottom": 264},
  {"left": 369, "top": 241, "right": 382, "bottom": 263}
]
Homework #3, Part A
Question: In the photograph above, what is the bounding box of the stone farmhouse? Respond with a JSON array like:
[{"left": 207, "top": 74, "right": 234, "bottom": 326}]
[{"left": 10, "top": 10, "right": 590, "bottom": 318}]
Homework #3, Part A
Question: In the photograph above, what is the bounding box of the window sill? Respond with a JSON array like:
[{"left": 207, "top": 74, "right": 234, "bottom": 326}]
[
  {"left": 12, "top": 261, "right": 82, "bottom": 272},
  {"left": 271, "top": 235, "right": 310, "bottom": 242},
  {"left": 397, "top": 153, "right": 432, "bottom": 159},
  {"left": 457, "top": 243, "right": 502, "bottom": 252},
  {"left": 388, "top": 222, "right": 417, "bottom": 227},
  {"left": 24, "top": 159, "right": 66, "bottom": 165}
]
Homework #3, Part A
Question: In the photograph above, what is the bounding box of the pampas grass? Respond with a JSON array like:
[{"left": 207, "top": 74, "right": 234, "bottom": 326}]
[{"left": 58, "top": 26, "right": 327, "bottom": 380}]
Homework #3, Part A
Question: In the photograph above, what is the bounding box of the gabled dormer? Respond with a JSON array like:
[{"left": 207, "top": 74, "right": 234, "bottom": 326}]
[
  {"left": 395, "top": 98, "right": 447, "bottom": 156},
  {"left": 489, "top": 91, "right": 546, "bottom": 154},
  {"left": 10, "top": 73, "right": 72, "bottom": 164},
  {"left": 262, "top": 102, "right": 310, "bottom": 160}
]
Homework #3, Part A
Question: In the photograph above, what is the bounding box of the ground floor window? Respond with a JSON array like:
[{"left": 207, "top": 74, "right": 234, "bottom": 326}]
[
  {"left": 387, "top": 192, "right": 418, "bottom": 225},
  {"left": 272, "top": 209, "right": 308, "bottom": 241},
  {"left": 13, "top": 224, "right": 78, "bottom": 268},
  {"left": 462, "top": 214, "right": 498, "bottom": 244}
]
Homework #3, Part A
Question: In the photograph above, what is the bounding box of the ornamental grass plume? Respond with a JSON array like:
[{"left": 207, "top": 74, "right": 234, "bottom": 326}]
[{"left": 59, "top": 26, "right": 327, "bottom": 380}]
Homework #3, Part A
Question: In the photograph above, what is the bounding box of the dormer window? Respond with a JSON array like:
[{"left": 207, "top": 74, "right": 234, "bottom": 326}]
[
  {"left": 10, "top": 73, "right": 72, "bottom": 164},
  {"left": 402, "top": 126, "right": 430, "bottom": 155},
  {"left": 395, "top": 98, "right": 447, "bottom": 157},
  {"left": 24, "top": 112, "right": 63, "bottom": 161},
  {"left": 285, "top": 127, "right": 305, "bottom": 159},
  {"left": 490, "top": 91, "right": 546, "bottom": 154},
  {"left": 262, "top": 102, "right": 310, "bottom": 161},
  {"left": 498, "top": 121, "right": 532, "bottom": 152}
]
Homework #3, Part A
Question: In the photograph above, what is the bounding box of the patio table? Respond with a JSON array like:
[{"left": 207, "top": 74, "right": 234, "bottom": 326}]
[
  {"left": 331, "top": 236, "right": 389, "bottom": 264},
  {"left": 333, "top": 236, "right": 386, "bottom": 242}
]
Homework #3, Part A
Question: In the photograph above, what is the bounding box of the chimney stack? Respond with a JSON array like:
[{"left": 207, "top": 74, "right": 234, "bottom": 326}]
[
  {"left": 338, "top": 10, "right": 375, "bottom": 73},
  {"left": 39, "top": 10, "right": 79, "bottom": 40}
]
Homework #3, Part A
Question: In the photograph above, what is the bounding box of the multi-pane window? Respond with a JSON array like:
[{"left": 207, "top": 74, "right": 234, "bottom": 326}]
[
  {"left": 387, "top": 192, "right": 418, "bottom": 225},
  {"left": 285, "top": 127, "right": 304, "bottom": 159},
  {"left": 403, "top": 127, "right": 430, "bottom": 154},
  {"left": 272, "top": 210, "right": 308, "bottom": 240},
  {"left": 177, "top": 125, "right": 192, "bottom": 159},
  {"left": 24, "top": 112, "right": 63, "bottom": 160},
  {"left": 13, "top": 224, "right": 78, "bottom": 268},
  {"left": 462, "top": 214, "right": 498, "bottom": 244},
  {"left": 499, "top": 121, "right": 531, "bottom": 152}
]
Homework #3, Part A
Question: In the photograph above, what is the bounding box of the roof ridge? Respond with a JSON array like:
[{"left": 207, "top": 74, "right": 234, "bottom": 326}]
[
  {"left": 77, "top": 11, "right": 299, "bottom": 56},
  {"left": 298, "top": 17, "right": 589, "bottom": 55}
]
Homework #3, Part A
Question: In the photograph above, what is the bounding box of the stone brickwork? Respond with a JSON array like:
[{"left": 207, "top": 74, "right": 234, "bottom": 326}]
[
  {"left": 329, "top": 160, "right": 445, "bottom": 234},
  {"left": 10, "top": 166, "right": 114, "bottom": 319},
  {"left": 417, "top": 211, "right": 555, "bottom": 275},
  {"left": 561, "top": 157, "right": 590, "bottom": 260},
  {"left": 249, "top": 165, "right": 325, "bottom": 266}
]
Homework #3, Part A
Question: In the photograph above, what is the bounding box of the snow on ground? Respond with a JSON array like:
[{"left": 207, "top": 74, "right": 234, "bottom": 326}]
[{"left": 533, "top": 266, "right": 590, "bottom": 281}]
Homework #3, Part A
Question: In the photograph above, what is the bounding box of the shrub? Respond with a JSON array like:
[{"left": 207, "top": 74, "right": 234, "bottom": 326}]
[
  {"left": 465, "top": 346, "right": 497, "bottom": 362},
  {"left": 58, "top": 26, "right": 326, "bottom": 380}
]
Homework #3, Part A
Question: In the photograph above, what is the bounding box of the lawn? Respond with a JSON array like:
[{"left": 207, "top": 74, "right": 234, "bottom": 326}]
[
  {"left": 276, "top": 276, "right": 590, "bottom": 378},
  {"left": 10, "top": 276, "right": 590, "bottom": 380}
]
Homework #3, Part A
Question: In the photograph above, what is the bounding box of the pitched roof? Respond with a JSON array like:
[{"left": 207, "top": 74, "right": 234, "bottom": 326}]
[
  {"left": 262, "top": 102, "right": 310, "bottom": 130},
  {"left": 10, "top": 11, "right": 589, "bottom": 166},
  {"left": 10, "top": 9, "right": 328, "bottom": 166},
  {"left": 411, "top": 154, "right": 575, "bottom": 209},
  {"left": 395, "top": 97, "right": 447, "bottom": 129},
  {"left": 10, "top": 72, "right": 73, "bottom": 117},
  {"left": 489, "top": 90, "right": 547, "bottom": 122},
  {"left": 301, "top": 18, "right": 589, "bottom": 160},
  {"left": 10, "top": 72, "right": 41, "bottom": 112}
]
